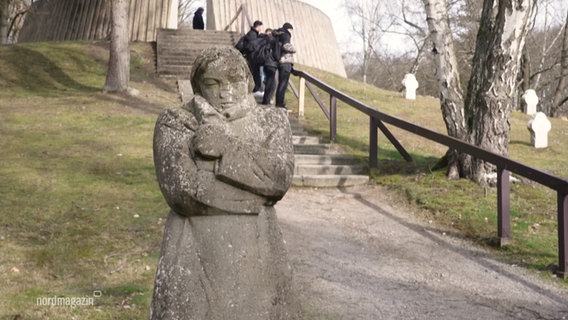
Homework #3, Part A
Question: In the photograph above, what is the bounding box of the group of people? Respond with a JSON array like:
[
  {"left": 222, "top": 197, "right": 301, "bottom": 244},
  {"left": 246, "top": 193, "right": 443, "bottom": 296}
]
[
  {"left": 238, "top": 20, "right": 296, "bottom": 109},
  {"left": 192, "top": 8, "right": 296, "bottom": 109}
]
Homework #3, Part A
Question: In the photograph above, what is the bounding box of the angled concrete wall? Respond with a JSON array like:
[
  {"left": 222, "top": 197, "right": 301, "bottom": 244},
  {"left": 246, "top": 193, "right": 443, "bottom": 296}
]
[
  {"left": 206, "top": 0, "right": 346, "bottom": 77},
  {"left": 18, "top": 0, "right": 178, "bottom": 43}
]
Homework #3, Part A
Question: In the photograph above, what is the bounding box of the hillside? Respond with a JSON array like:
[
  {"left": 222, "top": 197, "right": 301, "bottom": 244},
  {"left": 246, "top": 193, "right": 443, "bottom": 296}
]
[{"left": 0, "top": 41, "right": 566, "bottom": 318}]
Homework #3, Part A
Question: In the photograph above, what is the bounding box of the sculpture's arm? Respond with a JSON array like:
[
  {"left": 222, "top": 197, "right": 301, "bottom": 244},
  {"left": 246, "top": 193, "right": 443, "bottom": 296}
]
[
  {"left": 155, "top": 106, "right": 270, "bottom": 215},
  {"left": 153, "top": 107, "right": 211, "bottom": 215},
  {"left": 215, "top": 110, "right": 295, "bottom": 200}
]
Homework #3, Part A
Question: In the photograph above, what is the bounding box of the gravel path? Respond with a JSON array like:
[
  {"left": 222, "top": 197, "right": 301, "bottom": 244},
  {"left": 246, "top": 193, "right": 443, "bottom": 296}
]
[{"left": 275, "top": 185, "right": 568, "bottom": 320}]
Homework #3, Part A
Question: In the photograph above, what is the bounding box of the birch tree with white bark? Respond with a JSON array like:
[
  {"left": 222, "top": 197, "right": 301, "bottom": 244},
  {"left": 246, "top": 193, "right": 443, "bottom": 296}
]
[
  {"left": 422, "top": 0, "right": 468, "bottom": 179},
  {"left": 423, "top": 0, "right": 536, "bottom": 182}
]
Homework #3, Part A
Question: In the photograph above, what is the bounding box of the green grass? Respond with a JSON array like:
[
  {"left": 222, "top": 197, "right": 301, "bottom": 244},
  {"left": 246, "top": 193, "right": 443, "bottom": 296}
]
[
  {"left": 287, "top": 66, "right": 568, "bottom": 281},
  {"left": 0, "top": 41, "right": 178, "bottom": 319},
  {"left": 0, "top": 40, "right": 566, "bottom": 319}
]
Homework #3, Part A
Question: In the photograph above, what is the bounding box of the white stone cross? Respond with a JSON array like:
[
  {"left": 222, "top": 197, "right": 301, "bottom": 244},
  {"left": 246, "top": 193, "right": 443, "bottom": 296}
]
[
  {"left": 401, "top": 73, "right": 419, "bottom": 100},
  {"left": 522, "top": 89, "right": 539, "bottom": 116},
  {"left": 527, "top": 112, "right": 551, "bottom": 148}
]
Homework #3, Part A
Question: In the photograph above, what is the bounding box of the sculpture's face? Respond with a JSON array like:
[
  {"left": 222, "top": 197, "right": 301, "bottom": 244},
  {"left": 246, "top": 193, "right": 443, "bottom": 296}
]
[
  {"left": 198, "top": 62, "right": 249, "bottom": 115},
  {"left": 190, "top": 47, "right": 254, "bottom": 119}
]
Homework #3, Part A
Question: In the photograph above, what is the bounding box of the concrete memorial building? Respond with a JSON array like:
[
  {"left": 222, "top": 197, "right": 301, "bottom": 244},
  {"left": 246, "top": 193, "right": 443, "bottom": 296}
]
[{"left": 18, "top": 0, "right": 346, "bottom": 77}]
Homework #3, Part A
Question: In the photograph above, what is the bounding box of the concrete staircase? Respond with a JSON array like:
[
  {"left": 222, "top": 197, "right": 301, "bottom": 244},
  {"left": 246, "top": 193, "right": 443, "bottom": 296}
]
[
  {"left": 157, "top": 28, "right": 239, "bottom": 78},
  {"left": 157, "top": 29, "right": 370, "bottom": 188},
  {"left": 289, "top": 115, "right": 369, "bottom": 187}
]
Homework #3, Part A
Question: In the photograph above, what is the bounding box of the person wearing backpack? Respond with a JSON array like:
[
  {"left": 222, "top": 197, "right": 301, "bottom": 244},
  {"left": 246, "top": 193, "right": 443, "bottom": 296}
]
[
  {"left": 274, "top": 23, "right": 295, "bottom": 109},
  {"left": 261, "top": 29, "right": 282, "bottom": 105},
  {"left": 242, "top": 20, "right": 264, "bottom": 94}
]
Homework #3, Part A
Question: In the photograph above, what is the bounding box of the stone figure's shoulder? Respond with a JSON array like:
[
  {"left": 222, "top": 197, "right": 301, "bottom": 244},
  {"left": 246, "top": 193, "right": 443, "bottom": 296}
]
[
  {"left": 254, "top": 106, "right": 289, "bottom": 129},
  {"left": 156, "top": 105, "right": 199, "bottom": 133}
]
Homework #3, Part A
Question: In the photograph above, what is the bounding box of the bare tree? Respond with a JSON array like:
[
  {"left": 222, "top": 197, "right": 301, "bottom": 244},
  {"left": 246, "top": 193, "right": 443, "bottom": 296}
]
[
  {"left": 466, "top": 0, "right": 536, "bottom": 181},
  {"left": 551, "top": 7, "right": 568, "bottom": 116},
  {"left": 344, "top": 0, "right": 384, "bottom": 84},
  {"left": 0, "top": 0, "right": 33, "bottom": 43},
  {"left": 422, "top": 0, "right": 469, "bottom": 179},
  {"left": 423, "top": 0, "right": 536, "bottom": 182},
  {"left": 103, "top": 0, "right": 130, "bottom": 93},
  {"left": 0, "top": 0, "right": 8, "bottom": 44}
]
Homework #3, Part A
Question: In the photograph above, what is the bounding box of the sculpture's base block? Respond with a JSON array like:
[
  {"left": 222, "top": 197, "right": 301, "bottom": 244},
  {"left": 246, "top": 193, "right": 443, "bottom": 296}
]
[{"left": 150, "top": 208, "right": 301, "bottom": 320}]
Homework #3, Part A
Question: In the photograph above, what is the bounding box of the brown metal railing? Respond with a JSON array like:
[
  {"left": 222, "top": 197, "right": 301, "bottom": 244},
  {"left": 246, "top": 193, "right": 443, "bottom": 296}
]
[{"left": 292, "top": 68, "right": 568, "bottom": 279}]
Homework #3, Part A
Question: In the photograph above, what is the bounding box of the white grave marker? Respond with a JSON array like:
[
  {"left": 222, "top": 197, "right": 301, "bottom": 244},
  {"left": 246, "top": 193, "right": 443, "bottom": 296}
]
[
  {"left": 522, "top": 89, "right": 538, "bottom": 116},
  {"left": 401, "top": 74, "right": 419, "bottom": 100},
  {"left": 527, "top": 112, "right": 551, "bottom": 148}
]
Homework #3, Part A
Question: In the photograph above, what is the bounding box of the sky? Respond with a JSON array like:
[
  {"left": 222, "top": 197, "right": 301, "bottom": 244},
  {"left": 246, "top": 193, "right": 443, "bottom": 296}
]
[{"left": 297, "top": 0, "right": 351, "bottom": 45}]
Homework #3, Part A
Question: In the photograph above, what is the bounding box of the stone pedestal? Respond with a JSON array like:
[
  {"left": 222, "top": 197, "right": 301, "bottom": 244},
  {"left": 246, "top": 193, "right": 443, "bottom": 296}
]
[
  {"left": 527, "top": 112, "right": 551, "bottom": 148},
  {"left": 151, "top": 209, "right": 299, "bottom": 320},
  {"left": 401, "top": 73, "right": 419, "bottom": 100}
]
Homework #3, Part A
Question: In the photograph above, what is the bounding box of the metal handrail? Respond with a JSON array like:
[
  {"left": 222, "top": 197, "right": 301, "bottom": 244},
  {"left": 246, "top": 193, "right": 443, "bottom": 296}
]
[{"left": 291, "top": 68, "right": 568, "bottom": 278}]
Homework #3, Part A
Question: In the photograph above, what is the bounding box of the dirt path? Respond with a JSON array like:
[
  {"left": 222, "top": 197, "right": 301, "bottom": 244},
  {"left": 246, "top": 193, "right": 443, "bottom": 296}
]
[{"left": 275, "top": 185, "right": 568, "bottom": 320}]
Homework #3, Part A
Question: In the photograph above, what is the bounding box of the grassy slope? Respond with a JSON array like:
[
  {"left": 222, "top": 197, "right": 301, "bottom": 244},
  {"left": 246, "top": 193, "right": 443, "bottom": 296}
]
[
  {"left": 289, "top": 66, "right": 568, "bottom": 277},
  {"left": 0, "top": 41, "right": 566, "bottom": 318},
  {"left": 0, "top": 41, "right": 179, "bottom": 319}
]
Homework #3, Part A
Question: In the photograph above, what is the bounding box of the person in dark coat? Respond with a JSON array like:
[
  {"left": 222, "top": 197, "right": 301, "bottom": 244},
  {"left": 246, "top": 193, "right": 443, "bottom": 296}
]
[
  {"left": 262, "top": 28, "right": 281, "bottom": 105},
  {"left": 275, "top": 22, "right": 295, "bottom": 109},
  {"left": 244, "top": 20, "right": 264, "bottom": 93},
  {"left": 193, "top": 7, "right": 205, "bottom": 30}
]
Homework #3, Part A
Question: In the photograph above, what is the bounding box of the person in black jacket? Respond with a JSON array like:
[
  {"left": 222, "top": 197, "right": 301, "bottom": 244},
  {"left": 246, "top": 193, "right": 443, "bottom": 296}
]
[
  {"left": 193, "top": 7, "right": 205, "bottom": 30},
  {"left": 262, "top": 28, "right": 281, "bottom": 105},
  {"left": 244, "top": 20, "right": 264, "bottom": 93},
  {"left": 275, "top": 22, "right": 295, "bottom": 109}
]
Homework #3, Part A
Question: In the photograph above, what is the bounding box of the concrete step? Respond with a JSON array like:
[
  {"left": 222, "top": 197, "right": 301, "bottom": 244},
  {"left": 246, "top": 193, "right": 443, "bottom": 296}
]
[
  {"left": 292, "top": 174, "right": 370, "bottom": 187},
  {"left": 294, "top": 154, "right": 362, "bottom": 165},
  {"left": 293, "top": 136, "right": 320, "bottom": 144},
  {"left": 293, "top": 143, "right": 334, "bottom": 155},
  {"left": 294, "top": 164, "right": 367, "bottom": 175},
  {"left": 291, "top": 128, "right": 308, "bottom": 136},
  {"left": 156, "top": 29, "right": 239, "bottom": 77}
]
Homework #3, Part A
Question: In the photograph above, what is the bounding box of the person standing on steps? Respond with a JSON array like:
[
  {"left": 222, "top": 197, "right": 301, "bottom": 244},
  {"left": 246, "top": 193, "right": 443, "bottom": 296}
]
[
  {"left": 244, "top": 20, "right": 264, "bottom": 95},
  {"left": 192, "top": 7, "right": 205, "bottom": 30},
  {"left": 275, "top": 22, "right": 295, "bottom": 110},
  {"left": 262, "top": 28, "right": 282, "bottom": 105}
]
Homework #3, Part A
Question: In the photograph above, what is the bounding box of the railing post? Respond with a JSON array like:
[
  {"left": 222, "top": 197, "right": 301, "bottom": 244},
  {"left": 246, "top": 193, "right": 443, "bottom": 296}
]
[
  {"left": 330, "top": 95, "right": 337, "bottom": 142},
  {"left": 298, "top": 77, "right": 305, "bottom": 117},
  {"left": 369, "top": 117, "right": 378, "bottom": 169},
  {"left": 558, "top": 191, "right": 568, "bottom": 279},
  {"left": 497, "top": 167, "right": 511, "bottom": 246}
]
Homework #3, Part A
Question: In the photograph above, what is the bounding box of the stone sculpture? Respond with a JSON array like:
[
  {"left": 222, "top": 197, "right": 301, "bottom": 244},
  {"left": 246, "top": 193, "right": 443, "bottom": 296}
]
[
  {"left": 150, "top": 46, "right": 300, "bottom": 320},
  {"left": 401, "top": 73, "right": 419, "bottom": 100}
]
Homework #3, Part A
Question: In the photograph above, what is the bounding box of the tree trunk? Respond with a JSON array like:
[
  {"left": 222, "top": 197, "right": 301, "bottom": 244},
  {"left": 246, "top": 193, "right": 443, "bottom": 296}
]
[
  {"left": 0, "top": 0, "right": 9, "bottom": 44},
  {"left": 103, "top": 0, "right": 130, "bottom": 93},
  {"left": 552, "top": 9, "right": 568, "bottom": 117},
  {"left": 464, "top": 0, "right": 535, "bottom": 183},
  {"left": 422, "top": 0, "right": 470, "bottom": 179},
  {"left": 518, "top": 47, "right": 530, "bottom": 112}
]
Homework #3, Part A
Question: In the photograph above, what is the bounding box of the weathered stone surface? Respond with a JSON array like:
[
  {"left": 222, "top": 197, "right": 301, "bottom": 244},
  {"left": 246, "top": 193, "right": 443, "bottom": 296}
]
[
  {"left": 150, "top": 46, "right": 300, "bottom": 319},
  {"left": 151, "top": 208, "right": 299, "bottom": 320}
]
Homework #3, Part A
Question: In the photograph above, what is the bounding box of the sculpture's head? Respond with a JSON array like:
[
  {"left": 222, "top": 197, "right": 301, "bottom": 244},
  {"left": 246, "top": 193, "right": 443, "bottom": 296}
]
[{"left": 190, "top": 47, "right": 254, "bottom": 118}]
